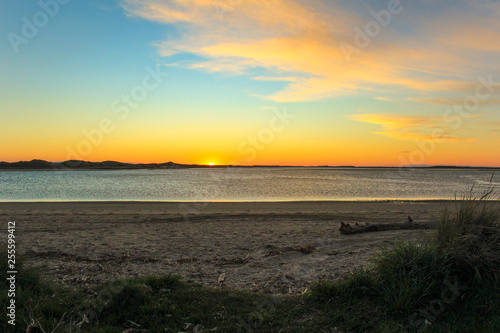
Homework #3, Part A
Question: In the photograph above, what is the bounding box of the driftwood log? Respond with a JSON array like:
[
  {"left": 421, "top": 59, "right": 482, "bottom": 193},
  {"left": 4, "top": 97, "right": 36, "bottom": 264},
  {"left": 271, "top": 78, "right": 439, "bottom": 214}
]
[{"left": 339, "top": 216, "right": 433, "bottom": 235}]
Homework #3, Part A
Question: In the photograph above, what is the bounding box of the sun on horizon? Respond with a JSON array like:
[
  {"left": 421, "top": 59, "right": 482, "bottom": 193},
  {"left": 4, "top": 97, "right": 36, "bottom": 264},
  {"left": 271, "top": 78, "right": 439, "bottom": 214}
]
[{"left": 2, "top": 1, "right": 500, "bottom": 167}]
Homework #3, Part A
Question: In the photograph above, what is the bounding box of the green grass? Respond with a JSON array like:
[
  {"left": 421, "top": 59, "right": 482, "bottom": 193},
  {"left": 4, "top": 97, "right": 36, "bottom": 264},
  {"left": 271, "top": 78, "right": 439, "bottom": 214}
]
[
  {"left": 1, "top": 186, "right": 499, "bottom": 332},
  {"left": 373, "top": 243, "right": 452, "bottom": 315}
]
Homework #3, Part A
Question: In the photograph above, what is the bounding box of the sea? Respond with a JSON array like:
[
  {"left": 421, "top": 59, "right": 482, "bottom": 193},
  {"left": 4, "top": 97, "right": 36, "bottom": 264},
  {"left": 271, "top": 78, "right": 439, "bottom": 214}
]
[{"left": 0, "top": 168, "right": 499, "bottom": 202}]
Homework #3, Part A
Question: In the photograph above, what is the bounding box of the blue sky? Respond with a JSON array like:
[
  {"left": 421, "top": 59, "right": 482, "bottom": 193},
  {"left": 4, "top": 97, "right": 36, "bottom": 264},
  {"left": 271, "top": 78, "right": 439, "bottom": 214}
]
[{"left": 1, "top": 0, "right": 500, "bottom": 166}]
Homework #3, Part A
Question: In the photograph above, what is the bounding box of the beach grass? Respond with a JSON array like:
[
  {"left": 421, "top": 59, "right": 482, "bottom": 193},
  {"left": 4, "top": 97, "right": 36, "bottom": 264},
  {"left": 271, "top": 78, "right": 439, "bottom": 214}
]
[{"left": 435, "top": 184, "right": 500, "bottom": 283}]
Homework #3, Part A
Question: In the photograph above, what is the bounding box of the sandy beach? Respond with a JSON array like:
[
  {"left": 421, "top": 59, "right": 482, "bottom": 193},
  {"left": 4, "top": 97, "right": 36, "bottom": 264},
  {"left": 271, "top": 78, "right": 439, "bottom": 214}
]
[{"left": 1, "top": 201, "right": 448, "bottom": 294}]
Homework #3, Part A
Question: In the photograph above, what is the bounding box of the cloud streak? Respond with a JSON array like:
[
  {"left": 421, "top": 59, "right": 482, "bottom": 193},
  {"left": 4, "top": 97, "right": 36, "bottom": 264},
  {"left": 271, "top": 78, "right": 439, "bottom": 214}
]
[
  {"left": 120, "top": 0, "right": 500, "bottom": 102},
  {"left": 350, "top": 113, "right": 477, "bottom": 143},
  {"left": 409, "top": 97, "right": 500, "bottom": 105}
]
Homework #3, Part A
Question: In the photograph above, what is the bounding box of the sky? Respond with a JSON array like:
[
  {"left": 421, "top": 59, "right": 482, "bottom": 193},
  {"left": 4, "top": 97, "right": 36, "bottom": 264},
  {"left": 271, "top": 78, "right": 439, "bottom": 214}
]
[{"left": 1, "top": 0, "right": 500, "bottom": 166}]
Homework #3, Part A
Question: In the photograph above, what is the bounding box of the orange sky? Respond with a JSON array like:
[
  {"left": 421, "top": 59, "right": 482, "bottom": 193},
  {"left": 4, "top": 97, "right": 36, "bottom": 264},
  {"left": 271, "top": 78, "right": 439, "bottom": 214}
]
[{"left": 2, "top": 0, "right": 500, "bottom": 166}]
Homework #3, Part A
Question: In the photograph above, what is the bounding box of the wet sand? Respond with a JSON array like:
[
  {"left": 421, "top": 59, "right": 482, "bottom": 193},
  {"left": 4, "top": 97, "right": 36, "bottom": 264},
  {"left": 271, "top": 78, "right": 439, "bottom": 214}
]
[{"left": 0, "top": 201, "right": 448, "bottom": 294}]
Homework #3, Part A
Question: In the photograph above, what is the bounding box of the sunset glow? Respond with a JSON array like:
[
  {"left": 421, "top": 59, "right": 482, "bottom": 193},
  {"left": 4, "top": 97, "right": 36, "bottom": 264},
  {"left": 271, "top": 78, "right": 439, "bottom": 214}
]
[{"left": 2, "top": 1, "right": 500, "bottom": 166}]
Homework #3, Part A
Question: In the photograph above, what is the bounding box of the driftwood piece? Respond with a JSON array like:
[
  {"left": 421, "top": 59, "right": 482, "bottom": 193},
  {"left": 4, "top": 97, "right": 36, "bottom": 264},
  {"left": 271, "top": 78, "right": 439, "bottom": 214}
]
[{"left": 339, "top": 218, "right": 433, "bottom": 235}]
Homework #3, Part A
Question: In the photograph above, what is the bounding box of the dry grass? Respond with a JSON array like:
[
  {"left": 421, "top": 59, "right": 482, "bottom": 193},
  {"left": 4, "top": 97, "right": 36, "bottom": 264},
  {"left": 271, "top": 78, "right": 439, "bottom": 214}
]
[{"left": 436, "top": 180, "right": 500, "bottom": 282}]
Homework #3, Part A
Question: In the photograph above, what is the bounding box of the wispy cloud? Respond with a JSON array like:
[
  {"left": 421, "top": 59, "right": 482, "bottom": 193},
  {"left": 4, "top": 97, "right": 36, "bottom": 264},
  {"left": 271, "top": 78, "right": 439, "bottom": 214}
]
[
  {"left": 120, "top": 0, "right": 500, "bottom": 102},
  {"left": 350, "top": 114, "right": 477, "bottom": 142},
  {"left": 409, "top": 97, "right": 500, "bottom": 105},
  {"left": 375, "top": 97, "right": 393, "bottom": 102},
  {"left": 252, "top": 76, "right": 299, "bottom": 82}
]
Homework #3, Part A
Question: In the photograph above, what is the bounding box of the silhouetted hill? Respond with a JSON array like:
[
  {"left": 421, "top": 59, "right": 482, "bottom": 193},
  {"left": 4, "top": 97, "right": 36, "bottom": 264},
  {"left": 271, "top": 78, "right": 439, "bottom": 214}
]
[
  {"left": 0, "top": 159, "right": 193, "bottom": 170},
  {"left": 0, "top": 159, "right": 54, "bottom": 169}
]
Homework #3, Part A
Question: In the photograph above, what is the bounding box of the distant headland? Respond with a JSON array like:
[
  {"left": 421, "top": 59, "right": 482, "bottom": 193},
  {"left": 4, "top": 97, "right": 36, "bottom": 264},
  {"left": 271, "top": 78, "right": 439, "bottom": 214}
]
[
  {"left": 0, "top": 159, "right": 287, "bottom": 170},
  {"left": 0, "top": 159, "right": 499, "bottom": 171},
  {"left": 0, "top": 159, "right": 197, "bottom": 170}
]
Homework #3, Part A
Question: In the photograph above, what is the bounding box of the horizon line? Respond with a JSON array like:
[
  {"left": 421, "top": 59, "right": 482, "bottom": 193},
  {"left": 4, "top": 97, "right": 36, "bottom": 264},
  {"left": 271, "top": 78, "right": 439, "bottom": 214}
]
[{"left": 1, "top": 159, "right": 500, "bottom": 169}]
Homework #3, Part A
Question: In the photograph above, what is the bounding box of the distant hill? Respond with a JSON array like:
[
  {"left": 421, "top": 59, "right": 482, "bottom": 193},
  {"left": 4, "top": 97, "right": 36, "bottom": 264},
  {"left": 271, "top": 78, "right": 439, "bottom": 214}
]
[{"left": 0, "top": 159, "right": 194, "bottom": 170}]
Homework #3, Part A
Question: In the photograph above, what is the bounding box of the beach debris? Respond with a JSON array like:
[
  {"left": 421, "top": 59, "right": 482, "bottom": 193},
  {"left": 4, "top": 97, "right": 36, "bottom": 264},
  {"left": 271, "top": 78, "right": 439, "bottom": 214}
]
[
  {"left": 76, "top": 314, "right": 90, "bottom": 328},
  {"left": 339, "top": 219, "right": 432, "bottom": 235},
  {"left": 265, "top": 244, "right": 318, "bottom": 256},
  {"left": 83, "top": 286, "right": 98, "bottom": 296},
  {"left": 177, "top": 323, "right": 204, "bottom": 333},
  {"left": 177, "top": 257, "right": 199, "bottom": 264},
  {"left": 293, "top": 244, "right": 319, "bottom": 254},
  {"left": 97, "top": 263, "right": 108, "bottom": 272},
  {"left": 218, "top": 273, "right": 226, "bottom": 285},
  {"left": 265, "top": 245, "right": 292, "bottom": 256},
  {"left": 25, "top": 319, "right": 43, "bottom": 333},
  {"left": 216, "top": 256, "right": 250, "bottom": 267},
  {"left": 127, "top": 320, "right": 142, "bottom": 328},
  {"left": 193, "top": 324, "right": 204, "bottom": 332}
]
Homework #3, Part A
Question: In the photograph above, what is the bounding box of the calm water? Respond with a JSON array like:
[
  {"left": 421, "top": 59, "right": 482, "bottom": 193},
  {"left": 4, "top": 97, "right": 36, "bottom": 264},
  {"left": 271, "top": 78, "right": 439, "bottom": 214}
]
[{"left": 0, "top": 168, "right": 499, "bottom": 202}]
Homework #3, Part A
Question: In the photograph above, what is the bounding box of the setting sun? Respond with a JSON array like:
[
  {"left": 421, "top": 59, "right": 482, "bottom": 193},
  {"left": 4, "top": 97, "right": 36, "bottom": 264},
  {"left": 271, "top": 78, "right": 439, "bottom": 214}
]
[{"left": 208, "top": 163, "right": 215, "bottom": 166}]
